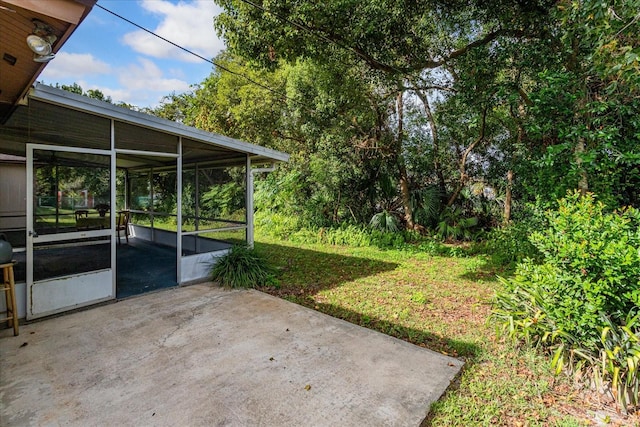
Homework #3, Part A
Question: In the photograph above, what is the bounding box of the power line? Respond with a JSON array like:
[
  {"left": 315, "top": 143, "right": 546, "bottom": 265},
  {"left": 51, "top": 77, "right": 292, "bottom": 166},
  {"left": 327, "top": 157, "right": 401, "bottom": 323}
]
[{"left": 94, "top": 3, "right": 313, "bottom": 112}]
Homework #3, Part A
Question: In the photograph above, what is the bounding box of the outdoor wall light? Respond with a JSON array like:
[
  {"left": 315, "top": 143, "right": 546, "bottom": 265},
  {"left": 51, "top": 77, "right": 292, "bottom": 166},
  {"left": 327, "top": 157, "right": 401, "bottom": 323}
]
[{"left": 26, "top": 19, "right": 57, "bottom": 63}]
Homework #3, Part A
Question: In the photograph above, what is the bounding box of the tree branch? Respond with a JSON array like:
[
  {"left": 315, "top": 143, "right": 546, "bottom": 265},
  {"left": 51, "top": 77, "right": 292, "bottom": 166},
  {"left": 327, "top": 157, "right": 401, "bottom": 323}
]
[
  {"left": 272, "top": 130, "right": 307, "bottom": 144},
  {"left": 405, "top": 84, "right": 456, "bottom": 93},
  {"left": 441, "top": 29, "right": 525, "bottom": 65},
  {"left": 313, "top": 26, "right": 526, "bottom": 74},
  {"left": 447, "top": 105, "right": 488, "bottom": 206},
  {"left": 518, "top": 87, "right": 533, "bottom": 107},
  {"left": 412, "top": 88, "right": 448, "bottom": 198}
]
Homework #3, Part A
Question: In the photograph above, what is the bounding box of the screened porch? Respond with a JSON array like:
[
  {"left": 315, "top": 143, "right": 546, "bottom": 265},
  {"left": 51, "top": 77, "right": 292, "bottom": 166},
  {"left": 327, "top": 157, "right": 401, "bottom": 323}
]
[{"left": 0, "top": 84, "right": 288, "bottom": 320}]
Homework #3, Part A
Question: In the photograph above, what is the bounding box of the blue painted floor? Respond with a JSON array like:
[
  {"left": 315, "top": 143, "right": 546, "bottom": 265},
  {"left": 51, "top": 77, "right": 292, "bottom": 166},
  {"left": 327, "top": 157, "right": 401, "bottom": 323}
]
[
  {"left": 116, "top": 238, "right": 177, "bottom": 298},
  {"left": 13, "top": 238, "right": 186, "bottom": 299}
]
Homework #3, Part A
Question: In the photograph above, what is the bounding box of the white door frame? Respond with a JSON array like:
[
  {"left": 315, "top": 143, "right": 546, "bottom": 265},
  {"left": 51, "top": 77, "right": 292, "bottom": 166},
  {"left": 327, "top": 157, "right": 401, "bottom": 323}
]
[{"left": 26, "top": 143, "right": 116, "bottom": 319}]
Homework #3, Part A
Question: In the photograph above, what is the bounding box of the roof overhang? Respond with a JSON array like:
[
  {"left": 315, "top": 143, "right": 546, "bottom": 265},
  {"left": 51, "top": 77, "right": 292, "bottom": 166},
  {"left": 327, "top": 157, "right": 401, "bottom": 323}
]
[{"left": 0, "top": 0, "right": 96, "bottom": 123}]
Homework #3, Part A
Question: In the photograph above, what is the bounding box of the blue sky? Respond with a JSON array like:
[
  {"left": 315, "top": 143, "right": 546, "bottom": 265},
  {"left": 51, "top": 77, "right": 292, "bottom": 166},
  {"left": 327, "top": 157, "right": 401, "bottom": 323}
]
[{"left": 40, "top": 0, "right": 225, "bottom": 108}]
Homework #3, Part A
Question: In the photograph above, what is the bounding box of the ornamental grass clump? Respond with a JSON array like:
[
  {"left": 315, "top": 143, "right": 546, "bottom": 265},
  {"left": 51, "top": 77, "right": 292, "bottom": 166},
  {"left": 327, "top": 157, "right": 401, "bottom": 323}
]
[
  {"left": 492, "top": 191, "right": 640, "bottom": 412},
  {"left": 209, "top": 245, "right": 272, "bottom": 288}
]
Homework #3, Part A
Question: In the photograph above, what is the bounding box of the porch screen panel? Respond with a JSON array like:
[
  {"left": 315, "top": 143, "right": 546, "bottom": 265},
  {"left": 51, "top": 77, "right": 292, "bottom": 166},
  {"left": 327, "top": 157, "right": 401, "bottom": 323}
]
[
  {"left": 0, "top": 161, "right": 26, "bottom": 250},
  {"left": 128, "top": 170, "right": 178, "bottom": 230},
  {"left": 181, "top": 168, "right": 196, "bottom": 228},
  {"left": 32, "top": 150, "right": 111, "bottom": 236},
  {"left": 129, "top": 172, "right": 151, "bottom": 226},
  {"left": 181, "top": 164, "right": 247, "bottom": 254},
  {"left": 181, "top": 165, "right": 246, "bottom": 232},
  {"left": 199, "top": 165, "right": 246, "bottom": 229},
  {"left": 116, "top": 169, "right": 127, "bottom": 211},
  {"left": 151, "top": 170, "right": 177, "bottom": 231}
]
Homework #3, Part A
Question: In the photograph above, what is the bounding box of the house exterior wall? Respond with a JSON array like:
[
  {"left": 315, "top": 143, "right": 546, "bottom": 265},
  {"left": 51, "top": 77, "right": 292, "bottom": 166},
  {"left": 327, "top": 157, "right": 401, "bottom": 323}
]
[
  {"left": 0, "top": 161, "right": 27, "bottom": 318},
  {"left": 0, "top": 283, "right": 26, "bottom": 319},
  {"left": 0, "top": 162, "right": 27, "bottom": 240}
]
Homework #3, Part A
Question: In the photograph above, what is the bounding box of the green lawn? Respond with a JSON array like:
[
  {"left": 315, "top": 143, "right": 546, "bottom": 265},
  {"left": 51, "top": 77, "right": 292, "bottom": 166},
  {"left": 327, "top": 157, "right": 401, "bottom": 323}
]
[
  {"left": 35, "top": 206, "right": 77, "bottom": 229},
  {"left": 252, "top": 236, "right": 637, "bottom": 426}
]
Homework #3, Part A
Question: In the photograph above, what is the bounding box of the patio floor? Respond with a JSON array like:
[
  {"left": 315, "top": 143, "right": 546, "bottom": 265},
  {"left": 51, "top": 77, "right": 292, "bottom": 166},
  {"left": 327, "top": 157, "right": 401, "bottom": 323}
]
[{"left": 0, "top": 284, "right": 463, "bottom": 426}]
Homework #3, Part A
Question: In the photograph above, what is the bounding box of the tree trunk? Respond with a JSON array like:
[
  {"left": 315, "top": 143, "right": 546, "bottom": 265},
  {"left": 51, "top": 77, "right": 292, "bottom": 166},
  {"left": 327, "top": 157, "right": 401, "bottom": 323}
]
[
  {"left": 504, "top": 170, "right": 513, "bottom": 224},
  {"left": 567, "top": 35, "right": 589, "bottom": 196},
  {"left": 575, "top": 137, "right": 589, "bottom": 196},
  {"left": 396, "top": 91, "right": 415, "bottom": 229},
  {"left": 414, "top": 89, "right": 447, "bottom": 199},
  {"left": 447, "top": 106, "right": 488, "bottom": 206},
  {"left": 504, "top": 87, "right": 525, "bottom": 224},
  {"left": 574, "top": 88, "right": 589, "bottom": 196}
]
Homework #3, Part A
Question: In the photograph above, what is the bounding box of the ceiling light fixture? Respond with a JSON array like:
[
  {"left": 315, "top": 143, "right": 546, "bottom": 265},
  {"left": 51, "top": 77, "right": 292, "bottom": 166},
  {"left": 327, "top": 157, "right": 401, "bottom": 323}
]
[{"left": 26, "top": 19, "right": 57, "bottom": 63}]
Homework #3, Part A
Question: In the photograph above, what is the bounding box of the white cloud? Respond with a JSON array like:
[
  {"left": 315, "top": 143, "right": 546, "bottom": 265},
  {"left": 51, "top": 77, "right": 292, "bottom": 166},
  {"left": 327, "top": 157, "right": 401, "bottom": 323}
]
[
  {"left": 40, "top": 52, "right": 112, "bottom": 80},
  {"left": 82, "top": 84, "right": 130, "bottom": 105},
  {"left": 38, "top": 1, "right": 220, "bottom": 108},
  {"left": 122, "top": 0, "right": 225, "bottom": 63},
  {"left": 46, "top": 58, "right": 192, "bottom": 108},
  {"left": 93, "top": 57, "right": 191, "bottom": 107},
  {"left": 118, "top": 58, "right": 191, "bottom": 92}
]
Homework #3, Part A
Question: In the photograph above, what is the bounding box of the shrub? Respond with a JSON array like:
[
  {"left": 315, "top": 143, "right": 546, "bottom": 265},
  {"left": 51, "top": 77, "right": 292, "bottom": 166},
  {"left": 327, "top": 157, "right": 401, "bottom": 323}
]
[
  {"left": 484, "top": 208, "right": 546, "bottom": 267},
  {"left": 209, "top": 245, "right": 273, "bottom": 288},
  {"left": 369, "top": 210, "right": 400, "bottom": 233},
  {"left": 256, "top": 217, "right": 466, "bottom": 256},
  {"left": 492, "top": 191, "right": 640, "bottom": 411},
  {"left": 255, "top": 211, "right": 302, "bottom": 240},
  {"left": 436, "top": 206, "right": 480, "bottom": 242},
  {"left": 596, "top": 313, "right": 640, "bottom": 410}
]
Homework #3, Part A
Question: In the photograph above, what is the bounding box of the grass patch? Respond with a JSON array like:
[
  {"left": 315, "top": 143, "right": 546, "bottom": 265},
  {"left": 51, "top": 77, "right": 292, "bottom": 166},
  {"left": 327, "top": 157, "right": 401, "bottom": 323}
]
[{"left": 252, "top": 235, "right": 639, "bottom": 426}]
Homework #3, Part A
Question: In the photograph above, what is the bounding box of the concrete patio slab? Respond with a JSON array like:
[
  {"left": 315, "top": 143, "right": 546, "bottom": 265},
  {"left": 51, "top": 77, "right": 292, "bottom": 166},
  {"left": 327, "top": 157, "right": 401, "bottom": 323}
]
[{"left": 0, "top": 284, "right": 462, "bottom": 426}]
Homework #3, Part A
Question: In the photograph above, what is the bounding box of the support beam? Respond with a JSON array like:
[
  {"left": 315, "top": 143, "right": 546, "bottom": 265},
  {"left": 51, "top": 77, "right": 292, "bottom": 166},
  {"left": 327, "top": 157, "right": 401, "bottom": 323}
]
[
  {"left": 195, "top": 163, "right": 200, "bottom": 254},
  {"left": 246, "top": 156, "right": 253, "bottom": 248},
  {"left": 149, "top": 168, "right": 154, "bottom": 242},
  {"left": 110, "top": 119, "right": 116, "bottom": 298},
  {"left": 176, "top": 138, "right": 183, "bottom": 283},
  {"left": 195, "top": 164, "right": 200, "bottom": 232}
]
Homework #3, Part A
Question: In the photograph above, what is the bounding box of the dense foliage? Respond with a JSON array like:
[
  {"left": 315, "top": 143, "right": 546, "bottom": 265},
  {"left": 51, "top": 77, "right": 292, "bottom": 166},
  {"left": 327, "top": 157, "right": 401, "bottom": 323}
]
[
  {"left": 62, "top": 1, "right": 640, "bottom": 234},
  {"left": 146, "top": 0, "right": 640, "bottom": 236},
  {"left": 493, "top": 192, "right": 640, "bottom": 411}
]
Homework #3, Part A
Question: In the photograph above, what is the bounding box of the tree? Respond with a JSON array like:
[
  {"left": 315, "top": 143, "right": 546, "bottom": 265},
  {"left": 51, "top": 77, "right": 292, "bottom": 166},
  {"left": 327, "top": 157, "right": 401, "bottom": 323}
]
[
  {"left": 161, "top": 0, "right": 640, "bottom": 236},
  {"left": 157, "top": 52, "right": 397, "bottom": 226},
  {"left": 519, "top": 0, "right": 640, "bottom": 208},
  {"left": 214, "top": 0, "right": 553, "bottom": 76},
  {"left": 213, "top": 0, "right": 558, "bottom": 230}
]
